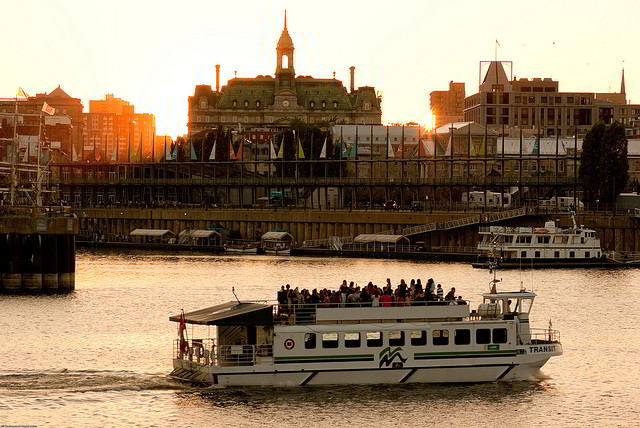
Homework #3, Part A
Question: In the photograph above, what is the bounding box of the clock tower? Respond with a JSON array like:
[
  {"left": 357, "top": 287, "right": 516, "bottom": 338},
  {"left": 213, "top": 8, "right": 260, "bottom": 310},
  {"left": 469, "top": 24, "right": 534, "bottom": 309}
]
[{"left": 274, "top": 11, "right": 298, "bottom": 110}]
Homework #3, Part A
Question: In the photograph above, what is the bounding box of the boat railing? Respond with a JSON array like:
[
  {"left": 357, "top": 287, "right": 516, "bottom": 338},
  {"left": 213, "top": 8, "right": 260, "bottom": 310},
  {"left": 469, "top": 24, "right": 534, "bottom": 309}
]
[
  {"left": 273, "top": 299, "right": 470, "bottom": 325},
  {"left": 174, "top": 338, "right": 273, "bottom": 366},
  {"left": 529, "top": 328, "right": 561, "bottom": 344}
]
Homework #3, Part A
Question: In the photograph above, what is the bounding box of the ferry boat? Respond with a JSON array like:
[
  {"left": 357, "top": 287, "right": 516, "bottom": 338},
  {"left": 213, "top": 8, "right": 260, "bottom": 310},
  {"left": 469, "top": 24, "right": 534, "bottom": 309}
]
[
  {"left": 169, "top": 280, "right": 562, "bottom": 386},
  {"left": 261, "top": 231, "right": 294, "bottom": 256},
  {"left": 223, "top": 240, "right": 260, "bottom": 254},
  {"left": 474, "top": 216, "right": 604, "bottom": 268}
]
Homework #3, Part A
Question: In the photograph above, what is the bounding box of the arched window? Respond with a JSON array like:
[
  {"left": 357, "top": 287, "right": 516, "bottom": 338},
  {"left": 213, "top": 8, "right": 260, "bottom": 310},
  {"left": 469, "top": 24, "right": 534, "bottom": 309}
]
[
  {"left": 282, "top": 55, "right": 289, "bottom": 69},
  {"left": 333, "top": 101, "right": 338, "bottom": 109},
  {"left": 310, "top": 101, "right": 315, "bottom": 109},
  {"left": 243, "top": 100, "right": 249, "bottom": 108},
  {"left": 232, "top": 100, "right": 237, "bottom": 108},
  {"left": 199, "top": 97, "right": 208, "bottom": 109},
  {"left": 321, "top": 100, "right": 327, "bottom": 109},
  {"left": 256, "top": 100, "right": 261, "bottom": 108}
]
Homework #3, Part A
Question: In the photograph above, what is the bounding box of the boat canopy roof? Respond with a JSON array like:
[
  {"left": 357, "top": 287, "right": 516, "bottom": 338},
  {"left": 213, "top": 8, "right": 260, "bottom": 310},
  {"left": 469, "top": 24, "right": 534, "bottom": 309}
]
[
  {"left": 169, "top": 301, "right": 273, "bottom": 326},
  {"left": 353, "top": 234, "right": 409, "bottom": 244},
  {"left": 130, "top": 228, "right": 174, "bottom": 237},
  {"left": 482, "top": 291, "right": 537, "bottom": 299},
  {"left": 178, "top": 229, "right": 221, "bottom": 239},
  {"left": 261, "top": 231, "right": 293, "bottom": 241}
]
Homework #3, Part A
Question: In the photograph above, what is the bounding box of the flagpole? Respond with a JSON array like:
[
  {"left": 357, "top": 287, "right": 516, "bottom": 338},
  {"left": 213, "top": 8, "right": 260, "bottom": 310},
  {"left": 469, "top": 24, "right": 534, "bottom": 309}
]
[
  {"left": 164, "top": 135, "right": 167, "bottom": 162},
  {"left": 36, "top": 111, "right": 42, "bottom": 206}
]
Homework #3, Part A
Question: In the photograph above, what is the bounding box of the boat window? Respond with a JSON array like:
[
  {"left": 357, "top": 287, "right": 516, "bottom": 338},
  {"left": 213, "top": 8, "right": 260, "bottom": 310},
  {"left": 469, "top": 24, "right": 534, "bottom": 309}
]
[
  {"left": 554, "top": 251, "right": 560, "bottom": 258},
  {"left": 492, "top": 328, "right": 508, "bottom": 344},
  {"left": 454, "top": 329, "right": 471, "bottom": 345},
  {"left": 322, "top": 333, "right": 339, "bottom": 348},
  {"left": 432, "top": 329, "right": 449, "bottom": 346},
  {"left": 521, "top": 251, "right": 527, "bottom": 258},
  {"left": 516, "top": 235, "right": 532, "bottom": 244},
  {"left": 410, "top": 330, "right": 427, "bottom": 346},
  {"left": 586, "top": 251, "right": 590, "bottom": 258},
  {"left": 476, "top": 328, "right": 491, "bottom": 344},
  {"left": 569, "top": 251, "right": 575, "bottom": 258},
  {"left": 537, "top": 236, "right": 550, "bottom": 244},
  {"left": 304, "top": 333, "right": 316, "bottom": 349},
  {"left": 344, "top": 332, "right": 361, "bottom": 348},
  {"left": 366, "top": 332, "right": 383, "bottom": 347},
  {"left": 535, "top": 251, "right": 541, "bottom": 258},
  {"left": 553, "top": 236, "right": 568, "bottom": 244},
  {"left": 389, "top": 331, "right": 405, "bottom": 346}
]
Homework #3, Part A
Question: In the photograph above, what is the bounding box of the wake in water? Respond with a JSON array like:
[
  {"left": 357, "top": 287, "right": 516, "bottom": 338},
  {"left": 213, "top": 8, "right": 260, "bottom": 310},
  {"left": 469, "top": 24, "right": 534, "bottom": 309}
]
[{"left": 0, "top": 369, "right": 191, "bottom": 394}]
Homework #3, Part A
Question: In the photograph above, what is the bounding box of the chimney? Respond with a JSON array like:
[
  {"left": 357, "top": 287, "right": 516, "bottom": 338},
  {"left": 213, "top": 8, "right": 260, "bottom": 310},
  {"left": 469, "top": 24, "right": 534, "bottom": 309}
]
[
  {"left": 215, "top": 64, "right": 221, "bottom": 92},
  {"left": 349, "top": 66, "right": 355, "bottom": 93}
]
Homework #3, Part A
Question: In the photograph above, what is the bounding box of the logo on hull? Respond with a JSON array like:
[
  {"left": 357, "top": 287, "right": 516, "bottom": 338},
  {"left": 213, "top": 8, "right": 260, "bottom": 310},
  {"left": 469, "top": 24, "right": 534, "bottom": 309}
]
[{"left": 379, "top": 347, "right": 407, "bottom": 368}]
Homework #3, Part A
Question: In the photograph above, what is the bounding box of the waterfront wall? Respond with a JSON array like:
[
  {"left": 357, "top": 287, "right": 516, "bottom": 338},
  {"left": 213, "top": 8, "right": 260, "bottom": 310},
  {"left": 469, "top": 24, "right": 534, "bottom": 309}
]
[
  {"left": 0, "top": 214, "right": 78, "bottom": 294},
  {"left": 75, "top": 208, "right": 640, "bottom": 252}
]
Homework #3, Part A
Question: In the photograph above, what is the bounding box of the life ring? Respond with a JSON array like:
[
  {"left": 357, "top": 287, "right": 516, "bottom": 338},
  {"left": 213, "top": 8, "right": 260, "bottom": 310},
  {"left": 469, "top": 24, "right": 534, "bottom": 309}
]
[{"left": 284, "top": 338, "right": 295, "bottom": 350}]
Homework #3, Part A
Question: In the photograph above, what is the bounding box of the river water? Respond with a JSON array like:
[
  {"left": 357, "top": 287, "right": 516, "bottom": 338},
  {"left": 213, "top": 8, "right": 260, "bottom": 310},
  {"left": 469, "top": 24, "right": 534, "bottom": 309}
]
[{"left": 1, "top": 250, "right": 639, "bottom": 427}]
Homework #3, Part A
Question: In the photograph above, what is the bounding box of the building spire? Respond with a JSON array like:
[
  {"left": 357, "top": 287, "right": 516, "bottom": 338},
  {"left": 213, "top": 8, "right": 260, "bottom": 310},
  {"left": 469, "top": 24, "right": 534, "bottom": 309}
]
[
  {"left": 284, "top": 10, "right": 287, "bottom": 31},
  {"left": 621, "top": 68, "right": 626, "bottom": 95}
]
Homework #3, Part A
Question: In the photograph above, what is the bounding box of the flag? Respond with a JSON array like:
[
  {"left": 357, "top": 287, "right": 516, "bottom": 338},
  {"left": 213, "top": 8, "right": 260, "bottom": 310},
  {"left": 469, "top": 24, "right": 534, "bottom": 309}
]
[
  {"left": 419, "top": 139, "right": 430, "bottom": 157},
  {"left": 277, "top": 136, "right": 284, "bottom": 159},
  {"left": 96, "top": 150, "right": 101, "bottom": 162},
  {"left": 16, "top": 87, "right": 29, "bottom": 98},
  {"left": 170, "top": 143, "right": 178, "bottom": 161},
  {"left": 319, "top": 136, "right": 327, "bottom": 159},
  {"left": 228, "top": 141, "right": 236, "bottom": 160},
  {"left": 209, "top": 139, "right": 216, "bottom": 160},
  {"left": 296, "top": 137, "right": 305, "bottom": 159},
  {"left": 72, "top": 144, "right": 78, "bottom": 162},
  {"left": 387, "top": 137, "right": 394, "bottom": 158},
  {"left": 178, "top": 310, "right": 189, "bottom": 354},
  {"left": 236, "top": 139, "right": 245, "bottom": 160},
  {"left": 270, "top": 140, "right": 277, "bottom": 159},
  {"left": 190, "top": 143, "right": 197, "bottom": 160},
  {"left": 41, "top": 102, "right": 55, "bottom": 116}
]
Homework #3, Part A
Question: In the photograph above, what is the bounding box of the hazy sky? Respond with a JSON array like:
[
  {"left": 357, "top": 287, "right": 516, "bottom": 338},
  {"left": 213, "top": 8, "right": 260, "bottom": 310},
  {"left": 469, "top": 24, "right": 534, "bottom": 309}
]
[{"left": 3, "top": 0, "right": 637, "bottom": 137}]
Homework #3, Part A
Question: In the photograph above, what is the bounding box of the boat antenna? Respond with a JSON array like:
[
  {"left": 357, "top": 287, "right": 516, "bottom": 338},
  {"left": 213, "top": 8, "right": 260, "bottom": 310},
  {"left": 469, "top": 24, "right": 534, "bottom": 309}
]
[{"left": 232, "top": 286, "right": 241, "bottom": 304}]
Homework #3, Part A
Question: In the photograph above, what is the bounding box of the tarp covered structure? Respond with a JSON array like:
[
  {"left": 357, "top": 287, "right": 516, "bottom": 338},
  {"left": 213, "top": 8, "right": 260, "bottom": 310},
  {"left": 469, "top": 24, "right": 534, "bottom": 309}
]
[
  {"left": 129, "top": 229, "right": 175, "bottom": 243},
  {"left": 353, "top": 234, "right": 410, "bottom": 244},
  {"left": 178, "top": 229, "right": 222, "bottom": 246},
  {"left": 261, "top": 231, "right": 294, "bottom": 242},
  {"left": 169, "top": 302, "right": 274, "bottom": 326}
]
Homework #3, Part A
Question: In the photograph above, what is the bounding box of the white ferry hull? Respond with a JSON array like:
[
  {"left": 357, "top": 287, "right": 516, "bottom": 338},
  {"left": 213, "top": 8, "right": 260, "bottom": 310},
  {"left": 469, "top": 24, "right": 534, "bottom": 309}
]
[
  {"left": 264, "top": 249, "right": 291, "bottom": 256},
  {"left": 171, "top": 345, "right": 561, "bottom": 387},
  {"left": 223, "top": 247, "right": 258, "bottom": 254}
]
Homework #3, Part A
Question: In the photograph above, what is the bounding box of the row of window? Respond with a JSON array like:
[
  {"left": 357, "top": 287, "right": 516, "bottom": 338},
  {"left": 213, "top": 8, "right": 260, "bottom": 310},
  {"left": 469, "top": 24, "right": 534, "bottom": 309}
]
[
  {"left": 520, "top": 250, "right": 598, "bottom": 258},
  {"left": 303, "top": 328, "right": 508, "bottom": 350}
]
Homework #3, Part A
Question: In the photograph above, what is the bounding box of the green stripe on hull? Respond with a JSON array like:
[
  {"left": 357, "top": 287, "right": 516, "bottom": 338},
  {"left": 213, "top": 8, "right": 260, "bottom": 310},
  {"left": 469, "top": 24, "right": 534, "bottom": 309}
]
[
  {"left": 276, "top": 354, "right": 374, "bottom": 361},
  {"left": 415, "top": 350, "right": 515, "bottom": 357}
]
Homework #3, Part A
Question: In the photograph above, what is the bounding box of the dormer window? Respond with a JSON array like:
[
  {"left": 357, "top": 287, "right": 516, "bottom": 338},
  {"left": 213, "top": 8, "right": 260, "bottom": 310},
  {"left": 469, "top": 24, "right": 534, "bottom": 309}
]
[
  {"left": 310, "top": 101, "right": 315, "bottom": 109},
  {"left": 244, "top": 100, "right": 249, "bottom": 108},
  {"left": 199, "top": 97, "right": 208, "bottom": 109},
  {"left": 256, "top": 100, "right": 261, "bottom": 108},
  {"left": 321, "top": 100, "right": 326, "bottom": 109},
  {"left": 333, "top": 101, "right": 338, "bottom": 108},
  {"left": 363, "top": 102, "right": 371, "bottom": 111},
  {"left": 232, "top": 100, "right": 238, "bottom": 108}
]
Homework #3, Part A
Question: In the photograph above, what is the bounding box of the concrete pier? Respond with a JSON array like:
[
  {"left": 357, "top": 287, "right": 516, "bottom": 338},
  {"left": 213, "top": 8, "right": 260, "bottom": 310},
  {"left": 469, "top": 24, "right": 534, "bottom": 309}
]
[{"left": 0, "top": 210, "right": 78, "bottom": 294}]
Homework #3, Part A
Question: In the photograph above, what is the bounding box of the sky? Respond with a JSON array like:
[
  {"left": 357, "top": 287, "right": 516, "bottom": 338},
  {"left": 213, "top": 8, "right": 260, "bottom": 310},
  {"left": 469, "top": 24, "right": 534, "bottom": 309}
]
[{"left": 2, "top": 0, "right": 638, "bottom": 137}]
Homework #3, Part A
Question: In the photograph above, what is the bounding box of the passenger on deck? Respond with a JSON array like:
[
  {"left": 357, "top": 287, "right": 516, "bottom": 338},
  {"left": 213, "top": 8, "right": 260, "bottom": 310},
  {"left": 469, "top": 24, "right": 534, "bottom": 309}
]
[
  {"left": 277, "top": 286, "right": 287, "bottom": 314},
  {"left": 456, "top": 296, "right": 467, "bottom": 305},
  {"left": 436, "top": 284, "right": 444, "bottom": 300},
  {"left": 445, "top": 287, "right": 456, "bottom": 301},
  {"left": 380, "top": 290, "right": 393, "bottom": 307}
]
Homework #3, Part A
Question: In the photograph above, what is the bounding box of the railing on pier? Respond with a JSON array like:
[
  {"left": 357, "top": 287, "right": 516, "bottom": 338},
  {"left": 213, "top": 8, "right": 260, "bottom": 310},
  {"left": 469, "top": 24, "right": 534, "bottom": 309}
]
[{"left": 174, "top": 338, "right": 273, "bottom": 366}]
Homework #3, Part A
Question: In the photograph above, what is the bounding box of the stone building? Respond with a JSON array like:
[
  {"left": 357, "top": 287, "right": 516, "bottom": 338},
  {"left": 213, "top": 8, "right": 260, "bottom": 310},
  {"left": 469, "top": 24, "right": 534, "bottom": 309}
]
[
  {"left": 188, "top": 13, "right": 382, "bottom": 135},
  {"left": 463, "top": 61, "right": 640, "bottom": 138}
]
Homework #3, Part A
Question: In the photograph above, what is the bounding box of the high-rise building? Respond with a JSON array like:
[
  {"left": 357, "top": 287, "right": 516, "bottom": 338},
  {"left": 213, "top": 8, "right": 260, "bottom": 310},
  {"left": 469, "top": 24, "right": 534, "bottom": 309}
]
[
  {"left": 430, "top": 81, "right": 465, "bottom": 129},
  {"left": 463, "top": 61, "right": 638, "bottom": 137},
  {"left": 83, "top": 95, "right": 155, "bottom": 162},
  {"left": 188, "top": 12, "right": 382, "bottom": 135}
]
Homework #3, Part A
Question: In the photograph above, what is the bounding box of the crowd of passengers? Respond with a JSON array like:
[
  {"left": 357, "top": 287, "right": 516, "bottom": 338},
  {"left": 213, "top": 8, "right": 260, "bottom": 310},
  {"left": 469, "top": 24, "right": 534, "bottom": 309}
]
[{"left": 276, "top": 278, "right": 467, "bottom": 311}]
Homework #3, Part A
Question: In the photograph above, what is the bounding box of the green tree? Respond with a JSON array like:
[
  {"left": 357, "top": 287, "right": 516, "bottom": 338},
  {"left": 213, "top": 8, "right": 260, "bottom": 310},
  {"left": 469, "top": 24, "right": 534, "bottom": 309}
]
[{"left": 579, "top": 122, "right": 628, "bottom": 207}]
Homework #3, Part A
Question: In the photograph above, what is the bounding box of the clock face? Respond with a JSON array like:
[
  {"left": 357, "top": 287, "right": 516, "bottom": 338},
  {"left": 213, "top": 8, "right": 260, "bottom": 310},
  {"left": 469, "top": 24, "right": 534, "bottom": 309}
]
[{"left": 282, "top": 100, "right": 290, "bottom": 108}]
